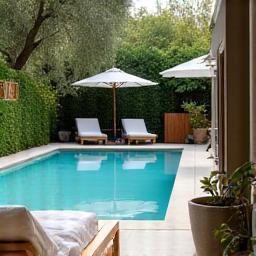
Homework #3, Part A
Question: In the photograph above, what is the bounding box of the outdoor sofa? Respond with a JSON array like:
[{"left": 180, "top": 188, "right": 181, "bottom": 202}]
[
  {"left": 121, "top": 119, "right": 157, "bottom": 145},
  {"left": 0, "top": 206, "right": 119, "bottom": 256},
  {"left": 76, "top": 118, "right": 107, "bottom": 145}
]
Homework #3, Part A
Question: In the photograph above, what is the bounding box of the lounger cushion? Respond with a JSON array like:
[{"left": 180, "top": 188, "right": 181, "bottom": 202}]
[
  {"left": 122, "top": 119, "right": 157, "bottom": 138},
  {"left": 76, "top": 118, "right": 107, "bottom": 137},
  {"left": 79, "top": 132, "right": 107, "bottom": 138},
  {"left": 122, "top": 119, "right": 148, "bottom": 134},
  {"left": 0, "top": 206, "right": 58, "bottom": 256},
  {"left": 32, "top": 210, "right": 98, "bottom": 256},
  {"left": 124, "top": 133, "right": 157, "bottom": 138},
  {"left": 0, "top": 207, "right": 98, "bottom": 256}
]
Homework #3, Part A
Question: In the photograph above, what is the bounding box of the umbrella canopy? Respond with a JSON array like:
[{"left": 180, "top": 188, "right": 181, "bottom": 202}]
[
  {"left": 73, "top": 68, "right": 157, "bottom": 87},
  {"left": 160, "top": 55, "right": 215, "bottom": 78},
  {"left": 72, "top": 68, "right": 157, "bottom": 138}
]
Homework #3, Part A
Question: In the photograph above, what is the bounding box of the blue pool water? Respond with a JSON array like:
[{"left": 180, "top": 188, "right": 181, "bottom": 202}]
[{"left": 0, "top": 150, "right": 181, "bottom": 220}]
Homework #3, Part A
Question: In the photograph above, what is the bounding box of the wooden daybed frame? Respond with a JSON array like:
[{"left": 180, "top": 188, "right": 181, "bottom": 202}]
[
  {"left": 123, "top": 135, "right": 157, "bottom": 145},
  {"left": 0, "top": 221, "right": 119, "bottom": 256},
  {"left": 78, "top": 135, "right": 108, "bottom": 145}
]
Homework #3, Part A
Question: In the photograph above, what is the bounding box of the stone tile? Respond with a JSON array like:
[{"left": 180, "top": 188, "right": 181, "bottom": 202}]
[{"left": 120, "top": 230, "right": 196, "bottom": 256}]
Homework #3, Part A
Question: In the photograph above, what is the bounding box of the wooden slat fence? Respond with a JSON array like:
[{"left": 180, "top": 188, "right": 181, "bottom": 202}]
[{"left": 164, "top": 113, "right": 192, "bottom": 143}]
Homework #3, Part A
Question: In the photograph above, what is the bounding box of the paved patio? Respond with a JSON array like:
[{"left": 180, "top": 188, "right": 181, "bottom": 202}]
[{"left": 0, "top": 143, "right": 213, "bottom": 255}]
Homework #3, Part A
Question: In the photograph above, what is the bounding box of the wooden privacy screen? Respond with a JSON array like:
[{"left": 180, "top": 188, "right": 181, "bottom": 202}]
[
  {"left": 164, "top": 113, "right": 192, "bottom": 143},
  {"left": 0, "top": 81, "right": 19, "bottom": 100}
]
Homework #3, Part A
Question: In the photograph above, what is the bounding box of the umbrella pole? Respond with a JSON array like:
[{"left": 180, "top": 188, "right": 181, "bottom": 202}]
[{"left": 112, "top": 83, "right": 117, "bottom": 139}]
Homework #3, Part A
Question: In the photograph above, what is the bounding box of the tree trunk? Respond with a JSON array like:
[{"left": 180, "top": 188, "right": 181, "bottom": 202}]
[{"left": 11, "top": 0, "right": 50, "bottom": 70}]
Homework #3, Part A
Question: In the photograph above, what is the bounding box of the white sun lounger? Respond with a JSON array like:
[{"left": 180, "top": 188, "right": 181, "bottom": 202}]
[
  {"left": 0, "top": 206, "right": 119, "bottom": 256},
  {"left": 76, "top": 118, "right": 107, "bottom": 145},
  {"left": 121, "top": 119, "right": 157, "bottom": 145}
]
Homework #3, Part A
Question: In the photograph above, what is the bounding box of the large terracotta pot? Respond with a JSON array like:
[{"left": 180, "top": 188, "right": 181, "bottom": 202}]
[
  {"left": 193, "top": 128, "right": 208, "bottom": 144},
  {"left": 188, "top": 197, "right": 243, "bottom": 256}
]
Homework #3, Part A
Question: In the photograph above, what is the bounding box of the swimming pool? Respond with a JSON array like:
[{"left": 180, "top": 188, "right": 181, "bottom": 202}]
[{"left": 0, "top": 150, "right": 181, "bottom": 220}]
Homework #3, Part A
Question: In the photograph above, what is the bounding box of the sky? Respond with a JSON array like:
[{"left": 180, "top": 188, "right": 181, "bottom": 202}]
[{"left": 133, "top": 0, "right": 169, "bottom": 13}]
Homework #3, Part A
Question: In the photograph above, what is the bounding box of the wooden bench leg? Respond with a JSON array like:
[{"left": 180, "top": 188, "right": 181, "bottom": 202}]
[{"left": 113, "top": 229, "right": 120, "bottom": 256}]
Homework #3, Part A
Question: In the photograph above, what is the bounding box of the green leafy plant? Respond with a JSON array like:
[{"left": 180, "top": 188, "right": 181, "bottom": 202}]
[
  {"left": 0, "top": 61, "right": 57, "bottom": 156},
  {"left": 181, "top": 102, "right": 209, "bottom": 128},
  {"left": 200, "top": 162, "right": 254, "bottom": 206},
  {"left": 200, "top": 162, "right": 255, "bottom": 255},
  {"left": 214, "top": 218, "right": 252, "bottom": 256}
]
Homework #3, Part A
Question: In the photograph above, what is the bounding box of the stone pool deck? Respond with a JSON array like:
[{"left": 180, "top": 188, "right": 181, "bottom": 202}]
[{"left": 0, "top": 143, "right": 213, "bottom": 255}]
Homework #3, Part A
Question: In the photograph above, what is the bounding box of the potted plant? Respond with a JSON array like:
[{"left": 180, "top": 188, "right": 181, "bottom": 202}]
[
  {"left": 181, "top": 102, "right": 209, "bottom": 144},
  {"left": 57, "top": 103, "right": 71, "bottom": 142},
  {"left": 188, "top": 162, "right": 255, "bottom": 256}
]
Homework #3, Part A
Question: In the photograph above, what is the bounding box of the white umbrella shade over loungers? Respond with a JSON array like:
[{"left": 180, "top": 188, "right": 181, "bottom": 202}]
[
  {"left": 72, "top": 68, "right": 157, "bottom": 138},
  {"left": 160, "top": 54, "right": 215, "bottom": 78}
]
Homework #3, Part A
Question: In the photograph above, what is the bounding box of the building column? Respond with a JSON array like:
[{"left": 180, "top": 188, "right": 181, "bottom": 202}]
[
  {"left": 250, "top": 0, "right": 256, "bottom": 163},
  {"left": 225, "top": 0, "right": 250, "bottom": 173}
]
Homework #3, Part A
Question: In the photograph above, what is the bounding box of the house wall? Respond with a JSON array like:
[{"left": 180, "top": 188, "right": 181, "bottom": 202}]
[{"left": 211, "top": 0, "right": 250, "bottom": 173}]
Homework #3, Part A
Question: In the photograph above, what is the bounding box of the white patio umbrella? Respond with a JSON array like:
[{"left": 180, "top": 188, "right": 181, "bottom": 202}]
[
  {"left": 160, "top": 54, "right": 217, "bottom": 159},
  {"left": 160, "top": 54, "right": 215, "bottom": 78},
  {"left": 72, "top": 68, "right": 157, "bottom": 138}
]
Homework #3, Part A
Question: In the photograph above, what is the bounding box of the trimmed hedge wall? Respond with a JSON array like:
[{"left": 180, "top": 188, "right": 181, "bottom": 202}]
[{"left": 0, "top": 61, "right": 57, "bottom": 156}]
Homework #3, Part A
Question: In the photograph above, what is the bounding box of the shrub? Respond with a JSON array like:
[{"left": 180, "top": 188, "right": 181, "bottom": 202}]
[
  {"left": 181, "top": 102, "right": 209, "bottom": 129},
  {"left": 0, "top": 61, "right": 57, "bottom": 156}
]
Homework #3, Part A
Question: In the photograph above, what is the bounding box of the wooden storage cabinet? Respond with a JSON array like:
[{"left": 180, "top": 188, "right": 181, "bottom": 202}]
[{"left": 164, "top": 113, "right": 191, "bottom": 143}]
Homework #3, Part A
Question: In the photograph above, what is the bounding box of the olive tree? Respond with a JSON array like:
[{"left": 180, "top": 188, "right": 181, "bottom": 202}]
[{"left": 0, "top": 0, "right": 130, "bottom": 73}]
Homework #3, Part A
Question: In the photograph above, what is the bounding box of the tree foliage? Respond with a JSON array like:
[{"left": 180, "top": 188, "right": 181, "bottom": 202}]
[
  {"left": 117, "top": 0, "right": 212, "bottom": 93},
  {"left": 0, "top": 0, "right": 130, "bottom": 94}
]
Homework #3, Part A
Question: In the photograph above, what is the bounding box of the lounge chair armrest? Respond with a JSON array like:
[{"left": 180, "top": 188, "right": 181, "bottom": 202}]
[
  {"left": 82, "top": 221, "right": 119, "bottom": 256},
  {"left": 0, "top": 242, "right": 37, "bottom": 256}
]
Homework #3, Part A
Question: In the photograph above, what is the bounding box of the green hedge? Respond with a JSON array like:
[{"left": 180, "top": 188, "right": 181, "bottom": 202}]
[{"left": 0, "top": 61, "right": 57, "bottom": 156}]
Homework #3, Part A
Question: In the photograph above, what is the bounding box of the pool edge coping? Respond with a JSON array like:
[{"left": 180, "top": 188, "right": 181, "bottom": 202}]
[{"left": 0, "top": 144, "right": 184, "bottom": 171}]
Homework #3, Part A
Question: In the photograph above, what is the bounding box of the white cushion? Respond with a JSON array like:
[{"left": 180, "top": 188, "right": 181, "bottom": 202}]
[
  {"left": 76, "top": 118, "right": 106, "bottom": 137},
  {"left": 0, "top": 206, "right": 98, "bottom": 256},
  {"left": 32, "top": 210, "right": 98, "bottom": 256},
  {"left": 125, "top": 132, "right": 157, "bottom": 137},
  {"left": 79, "top": 132, "right": 107, "bottom": 137},
  {"left": 0, "top": 206, "right": 58, "bottom": 256},
  {"left": 122, "top": 119, "right": 148, "bottom": 134},
  {"left": 122, "top": 119, "right": 157, "bottom": 138}
]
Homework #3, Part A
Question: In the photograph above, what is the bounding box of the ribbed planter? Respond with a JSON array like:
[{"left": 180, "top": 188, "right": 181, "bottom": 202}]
[
  {"left": 58, "top": 131, "right": 71, "bottom": 142},
  {"left": 193, "top": 128, "right": 208, "bottom": 144},
  {"left": 188, "top": 197, "right": 243, "bottom": 256}
]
